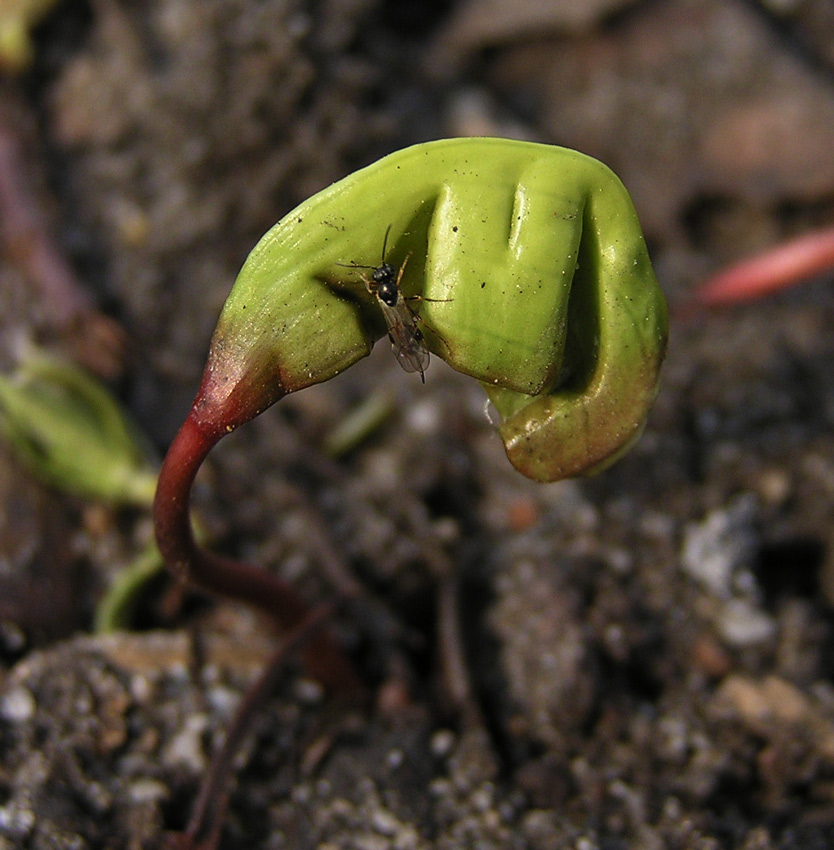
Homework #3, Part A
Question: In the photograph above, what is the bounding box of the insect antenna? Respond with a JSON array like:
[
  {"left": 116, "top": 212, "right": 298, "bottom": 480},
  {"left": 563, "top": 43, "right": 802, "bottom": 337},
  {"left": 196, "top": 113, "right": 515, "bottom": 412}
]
[
  {"left": 336, "top": 224, "right": 395, "bottom": 271},
  {"left": 379, "top": 223, "right": 392, "bottom": 264},
  {"left": 335, "top": 260, "right": 374, "bottom": 270}
]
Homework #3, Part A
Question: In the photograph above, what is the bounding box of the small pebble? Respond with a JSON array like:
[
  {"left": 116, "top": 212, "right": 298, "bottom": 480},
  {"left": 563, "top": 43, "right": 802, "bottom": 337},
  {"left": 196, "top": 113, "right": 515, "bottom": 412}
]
[{"left": 0, "top": 687, "right": 35, "bottom": 723}]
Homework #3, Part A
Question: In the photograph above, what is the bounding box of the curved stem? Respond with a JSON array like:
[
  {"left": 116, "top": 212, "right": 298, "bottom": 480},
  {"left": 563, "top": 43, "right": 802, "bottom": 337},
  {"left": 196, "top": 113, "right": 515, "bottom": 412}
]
[{"left": 153, "top": 411, "right": 361, "bottom": 694}]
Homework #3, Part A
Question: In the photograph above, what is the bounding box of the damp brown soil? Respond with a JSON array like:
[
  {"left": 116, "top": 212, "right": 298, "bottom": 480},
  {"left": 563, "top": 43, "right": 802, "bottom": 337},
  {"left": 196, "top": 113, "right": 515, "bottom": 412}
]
[{"left": 2, "top": 1, "right": 834, "bottom": 848}]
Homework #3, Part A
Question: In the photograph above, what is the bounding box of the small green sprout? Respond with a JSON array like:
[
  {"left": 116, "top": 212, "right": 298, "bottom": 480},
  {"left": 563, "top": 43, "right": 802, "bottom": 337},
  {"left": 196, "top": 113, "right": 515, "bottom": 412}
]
[
  {"left": 92, "top": 537, "right": 164, "bottom": 633},
  {"left": 0, "top": 348, "right": 158, "bottom": 506},
  {"left": 323, "top": 390, "right": 397, "bottom": 458},
  {"left": 0, "top": 348, "right": 170, "bottom": 631}
]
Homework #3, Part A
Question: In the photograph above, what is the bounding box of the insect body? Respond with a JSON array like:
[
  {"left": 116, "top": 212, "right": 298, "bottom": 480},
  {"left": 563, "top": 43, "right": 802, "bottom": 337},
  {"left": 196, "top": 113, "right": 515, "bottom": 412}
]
[{"left": 339, "top": 228, "right": 435, "bottom": 382}]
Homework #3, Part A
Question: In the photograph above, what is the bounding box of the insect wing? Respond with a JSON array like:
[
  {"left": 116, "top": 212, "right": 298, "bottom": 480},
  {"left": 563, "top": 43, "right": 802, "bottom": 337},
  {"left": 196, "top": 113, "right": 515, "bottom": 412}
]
[{"left": 378, "top": 300, "right": 430, "bottom": 375}]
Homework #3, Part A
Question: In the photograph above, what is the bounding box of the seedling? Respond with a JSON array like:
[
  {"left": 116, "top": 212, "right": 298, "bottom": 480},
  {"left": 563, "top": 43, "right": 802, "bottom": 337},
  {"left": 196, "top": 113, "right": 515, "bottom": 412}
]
[
  {"left": 154, "top": 133, "right": 668, "bottom": 656},
  {"left": 152, "top": 137, "right": 668, "bottom": 847},
  {"left": 0, "top": 347, "right": 186, "bottom": 632}
]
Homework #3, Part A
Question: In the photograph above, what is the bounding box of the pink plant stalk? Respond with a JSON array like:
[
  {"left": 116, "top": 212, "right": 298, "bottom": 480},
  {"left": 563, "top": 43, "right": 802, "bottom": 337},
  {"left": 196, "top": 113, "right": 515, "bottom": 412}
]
[{"left": 696, "top": 226, "right": 834, "bottom": 306}]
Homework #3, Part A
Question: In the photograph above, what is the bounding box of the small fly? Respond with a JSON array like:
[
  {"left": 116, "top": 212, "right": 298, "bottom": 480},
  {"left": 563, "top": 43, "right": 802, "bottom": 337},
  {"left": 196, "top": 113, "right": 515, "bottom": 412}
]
[{"left": 338, "top": 226, "right": 446, "bottom": 383}]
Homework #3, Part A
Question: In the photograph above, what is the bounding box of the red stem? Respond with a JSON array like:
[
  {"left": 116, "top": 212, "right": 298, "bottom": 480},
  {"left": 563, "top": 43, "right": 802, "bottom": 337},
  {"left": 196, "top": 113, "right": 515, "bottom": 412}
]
[
  {"left": 153, "top": 410, "right": 361, "bottom": 694},
  {"left": 695, "top": 226, "right": 834, "bottom": 306}
]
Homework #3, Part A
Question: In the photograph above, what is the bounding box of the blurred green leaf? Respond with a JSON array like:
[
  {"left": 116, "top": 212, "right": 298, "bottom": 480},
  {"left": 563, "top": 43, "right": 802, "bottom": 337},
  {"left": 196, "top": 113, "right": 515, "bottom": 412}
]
[
  {"left": 0, "top": 349, "right": 158, "bottom": 505},
  {"left": 0, "top": 0, "right": 62, "bottom": 72}
]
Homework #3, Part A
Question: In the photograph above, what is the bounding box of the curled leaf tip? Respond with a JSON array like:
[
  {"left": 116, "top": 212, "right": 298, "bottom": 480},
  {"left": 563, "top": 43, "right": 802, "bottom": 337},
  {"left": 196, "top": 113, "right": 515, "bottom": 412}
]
[{"left": 193, "top": 138, "right": 667, "bottom": 481}]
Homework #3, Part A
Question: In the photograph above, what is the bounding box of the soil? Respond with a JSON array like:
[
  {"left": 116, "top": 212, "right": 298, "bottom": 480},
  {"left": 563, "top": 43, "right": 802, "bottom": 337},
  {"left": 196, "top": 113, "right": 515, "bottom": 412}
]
[{"left": 2, "top": 1, "right": 834, "bottom": 848}]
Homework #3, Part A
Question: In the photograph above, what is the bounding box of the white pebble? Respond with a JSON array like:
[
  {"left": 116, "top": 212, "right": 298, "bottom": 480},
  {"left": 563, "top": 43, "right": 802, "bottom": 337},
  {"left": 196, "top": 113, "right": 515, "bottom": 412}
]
[{"left": 0, "top": 687, "right": 35, "bottom": 723}]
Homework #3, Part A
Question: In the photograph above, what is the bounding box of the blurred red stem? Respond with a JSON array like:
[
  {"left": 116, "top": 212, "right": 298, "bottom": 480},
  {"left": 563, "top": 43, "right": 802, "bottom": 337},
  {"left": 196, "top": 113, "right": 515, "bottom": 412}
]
[
  {"left": 0, "top": 113, "right": 92, "bottom": 321},
  {"left": 696, "top": 226, "right": 834, "bottom": 306},
  {"left": 0, "top": 97, "right": 126, "bottom": 376}
]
